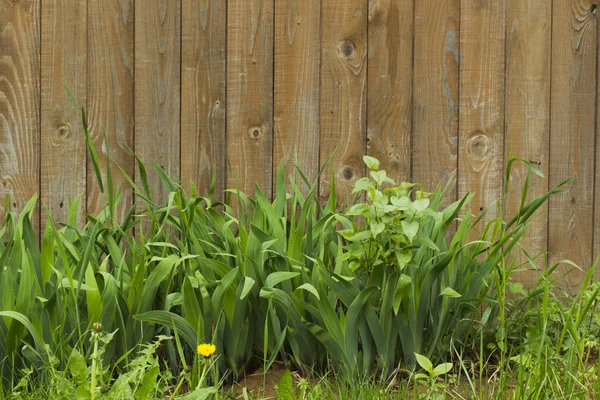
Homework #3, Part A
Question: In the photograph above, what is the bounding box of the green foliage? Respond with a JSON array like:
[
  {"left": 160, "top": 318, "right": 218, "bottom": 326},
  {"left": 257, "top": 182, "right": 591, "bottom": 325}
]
[{"left": 0, "top": 99, "right": 598, "bottom": 398}]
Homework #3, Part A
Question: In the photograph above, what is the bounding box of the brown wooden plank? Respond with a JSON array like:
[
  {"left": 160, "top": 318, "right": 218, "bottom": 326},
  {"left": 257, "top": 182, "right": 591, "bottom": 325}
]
[
  {"left": 87, "top": 0, "right": 134, "bottom": 220},
  {"left": 134, "top": 0, "right": 181, "bottom": 205},
  {"left": 549, "top": 1, "right": 597, "bottom": 290},
  {"left": 367, "top": 0, "right": 412, "bottom": 183},
  {"left": 274, "top": 0, "right": 320, "bottom": 194},
  {"left": 41, "top": 0, "right": 87, "bottom": 227},
  {"left": 0, "top": 0, "right": 40, "bottom": 232},
  {"left": 596, "top": 19, "right": 600, "bottom": 269},
  {"left": 412, "top": 0, "right": 458, "bottom": 204},
  {"left": 181, "top": 0, "right": 227, "bottom": 200},
  {"left": 227, "top": 0, "right": 274, "bottom": 198},
  {"left": 320, "top": 0, "right": 367, "bottom": 206},
  {"left": 504, "top": 0, "right": 551, "bottom": 287},
  {"left": 458, "top": 0, "right": 506, "bottom": 225}
]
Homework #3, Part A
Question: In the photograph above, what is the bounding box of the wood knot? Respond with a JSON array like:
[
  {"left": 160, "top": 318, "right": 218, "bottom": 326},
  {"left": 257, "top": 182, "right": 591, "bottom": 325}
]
[
  {"left": 591, "top": 3, "right": 597, "bottom": 15},
  {"left": 56, "top": 123, "right": 71, "bottom": 139},
  {"left": 366, "top": 137, "right": 372, "bottom": 149},
  {"left": 0, "top": 180, "right": 7, "bottom": 188},
  {"left": 248, "top": 127, "right": 262, "bottom": 139},
  {"left": 466, "top": 131, "right": 490, "bottom": 160},
  {"left": 340, "top": 166, "right": 356, "bottom": 182},
  {"left": 338, "top": 40, "right": 355, "bottom": 58}
]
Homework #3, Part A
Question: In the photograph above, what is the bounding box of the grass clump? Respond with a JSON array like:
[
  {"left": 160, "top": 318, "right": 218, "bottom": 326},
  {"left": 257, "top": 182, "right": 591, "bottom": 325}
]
[{"left": 0, "top": 99, "right": 598, "bottom": 399}]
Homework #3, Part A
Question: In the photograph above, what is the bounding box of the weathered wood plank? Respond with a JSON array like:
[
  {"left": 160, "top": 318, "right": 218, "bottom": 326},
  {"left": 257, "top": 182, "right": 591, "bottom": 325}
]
[
  {"left": 549, "top": 0, "right": 597, "bottom": 290},
  {"left": 181, "top": 0, "right": 227, "bottom": 200},
  {"left": 504, "top": 0, "right": 551, "bottom": 287},
  {"left": 134, "top": 0, "right": 181, "bottom": 205},
  {"left": 0, "top": 0, "right": 40, "bottom": 232},
  {"left": 274, "top": 0, "right": 320, "bottom": 194},
  {"left": 320, "top": 0, "right": 367, "bottom": 206},
  {"left": 41, "top": 0, "right": 87, "bottom": 226},
  {"left": 87, "top": 0, "right": 134, "bottom": 220},
  {"left": 413, "top": 0, "right": 458, "bottom": 203},
  {"left": 367, "top": 0, "right": 412, "bottom": 183},
  {"left": 458, "top": 0, "right": 506, "bottom": 225},
  {"left": 227, "top": 0, "right": 274, "bottom": 198},
  {"left": 596, "top": 20, "right": 600, "bottom": 268}
]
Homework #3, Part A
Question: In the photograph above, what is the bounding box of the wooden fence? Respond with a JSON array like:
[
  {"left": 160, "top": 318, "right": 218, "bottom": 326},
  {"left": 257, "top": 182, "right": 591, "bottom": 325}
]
[{"left": 1, "top": 0, "right": 599, "bottom": 290}]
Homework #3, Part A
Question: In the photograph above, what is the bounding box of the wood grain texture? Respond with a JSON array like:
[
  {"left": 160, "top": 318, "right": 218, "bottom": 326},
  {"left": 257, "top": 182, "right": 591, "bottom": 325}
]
[
  {"left": 504, "top": 0, "right": 551, "bottom": 287},
  {"left": 134, "top": 0, "right": 181, "bottom": 204},
  {"left": 41, "top": 0, "right": 87, "bottom": 226},
  {"left": 458, "top": 0, "right": 505, "bottom": 224},
  {"left": 320, "top": 0, "right": 367, "bottom": 206},
  {"left": 413, "top": 0, "right": 458, "bottom": 203},
  {"left": 227, "top": 0, "right": 274, "bottom": 198},
  {"left": 596, "top": 20, "right": 600, "bottom": 267},
  {"left": 0, "top": 0, "right": 40, "bottom": 232},
  {"left": 367, "top": 0, "right": 412, "bottom": 183},
  {"left": 87, "top": 0, "right": 134, "bottom": 220},
  {"left": 549, "top": 0, "right": 597, "bottom": 290},
  {"left": 274, "top": 0, "right": 320, "bottom": 194},
  {"left": 181, "top": 0, "right": 226, "bottom": 200}
]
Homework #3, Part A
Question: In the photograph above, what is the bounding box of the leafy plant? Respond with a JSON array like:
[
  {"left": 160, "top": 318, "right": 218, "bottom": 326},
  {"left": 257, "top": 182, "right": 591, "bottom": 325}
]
[{"left": 413, "top": 352, "right": 453, "bottom": 399}]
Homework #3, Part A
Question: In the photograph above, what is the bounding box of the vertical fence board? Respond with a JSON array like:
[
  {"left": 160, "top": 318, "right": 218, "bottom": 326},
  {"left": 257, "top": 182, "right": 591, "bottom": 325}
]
[
  {"left": 413, "top": 0, "right": 459, "bottom": 203},
  {"left": 320, "top": 0, "right": 367, "bottom": 206},
  {"left": 458, "top": 0, "right": 505, "bottom": 225},
  {"left": 227, "top": 0, "right": 274, "bottom": 198},
  {"left": 41, "top": 0, "right": 87, "bottom": 226},
  {"left": 181, "top": 0, "right": 226, "bottom": 199},
  {"left": 0, "top": 0, "right": 40, "bottom": 232},
  {"left": 504, "top": 0, "right": 551, "bottom": 286},
  {"left": 274, "top": 0, "right": 320, "bottom": 194},
  {"left": 367, "top": 0, "right": 412, "bottom": 182},
  {"left": 134, "top": 0, "right": 181, "bottom": 206},
  {"left": 596, "top": 22, "right": 600, "bottom": 267},
  {"left": 87, "top": 0, "right": 134, "bottom": 220},
  {"left": 549, "top": 1, "right": 597, "bottom": 290}
]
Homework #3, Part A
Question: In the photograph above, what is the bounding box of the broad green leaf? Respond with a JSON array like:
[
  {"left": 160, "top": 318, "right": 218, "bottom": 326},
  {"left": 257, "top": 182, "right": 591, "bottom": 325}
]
[
  {"left": 277, "top": 370, "right": 295, "bottom": 400},
  {"left": 415, "top": 352, "right": 433, "bottom": 374},
  {"left": 370, "top": 222, "right": 385, "bottom": 238},
  {"left": 393, "top": 274, "right": 411, "bottom": 314},
  {"left": 413, "top": 198, "right": 430, "bottom": 212},
  {"left": 363, "top": 155, "right": 380, "bottom": 170},
  {"left": 347, "top": 230, "right": 372, "bottom": 242},
  {"left": 265, "top": 272, "right": 299, "bottom": 288},
  {"left": 134, "top": 311, "right": 197, "bottom": 350},
  {"left": 240, "top": 276, "right": 256, "bottom": 299},
  {"left": 296, "top": 283, "right": 320, "bottom": 300},
  {"left": 432, "top": 362, "right": 453, "bottom": 377},
  {"left": 440, "top": 287, "right": 462, "bottom": 298},
  {"left": 351, "top": 177, "right": 372, "bottom": 194},
  {"left": 401, "top": 221, "right": 419, "bottom": 242},
  {"left": 347, "top": 203, "right": 371, "bottom": 216}
]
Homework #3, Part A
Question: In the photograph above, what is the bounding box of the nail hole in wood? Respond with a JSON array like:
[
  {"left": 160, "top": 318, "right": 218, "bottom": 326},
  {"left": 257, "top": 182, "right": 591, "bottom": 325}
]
[
  {"left": 591, "top": 4, "right": 597, "bottom": 15},
  {"left": 366, "top": 138, "right": 372, "bottom": 148},
  {"left": 215, "top": 100, "right": 220, "bottom": 106},
  {"left": 59, "top": 201, "right": 64, "bottom": 209},
  {"left": 479, "top": 207, "right": 483, "bottom": 211},
  {"left": 339, "top": 40, "right": 355, "bottom": 58}
]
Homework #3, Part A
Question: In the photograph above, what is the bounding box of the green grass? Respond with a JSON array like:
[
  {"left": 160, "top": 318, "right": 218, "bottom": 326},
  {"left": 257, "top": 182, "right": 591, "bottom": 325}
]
[{"left": 0, "top": 100, "right": 598, "bottom": 399}]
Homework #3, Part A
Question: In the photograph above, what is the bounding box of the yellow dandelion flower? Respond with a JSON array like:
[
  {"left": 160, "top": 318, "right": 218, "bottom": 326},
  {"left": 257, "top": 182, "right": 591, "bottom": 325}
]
[{"left": 197, "top": 343, "right": 216, "bottom": 358}]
